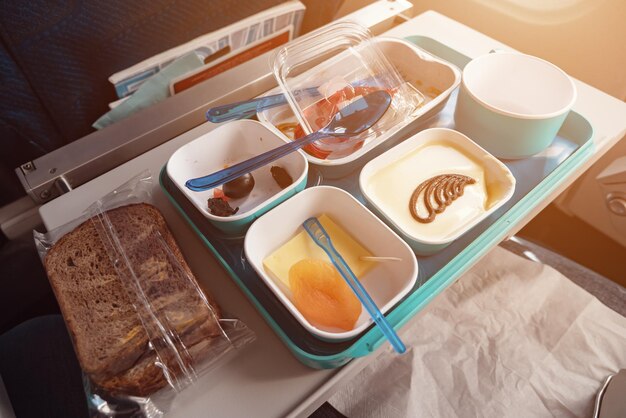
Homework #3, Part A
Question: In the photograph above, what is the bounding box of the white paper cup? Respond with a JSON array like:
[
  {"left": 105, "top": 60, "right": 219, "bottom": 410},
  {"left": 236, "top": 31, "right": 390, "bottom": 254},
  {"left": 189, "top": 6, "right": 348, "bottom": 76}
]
[{"left": 454, "top": 52, "right": 576, "bottom": 159}]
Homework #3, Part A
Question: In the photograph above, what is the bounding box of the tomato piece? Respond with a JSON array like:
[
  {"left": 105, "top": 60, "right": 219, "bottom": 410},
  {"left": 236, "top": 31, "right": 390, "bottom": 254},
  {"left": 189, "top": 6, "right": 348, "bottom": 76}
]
[{"left": 213, "top": 188, "right": 229, "bottom": 201}]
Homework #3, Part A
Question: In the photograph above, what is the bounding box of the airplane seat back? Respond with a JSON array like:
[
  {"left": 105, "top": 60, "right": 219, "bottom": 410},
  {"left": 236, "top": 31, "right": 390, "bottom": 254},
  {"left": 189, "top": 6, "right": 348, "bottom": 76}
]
[{"left": 0, "top": 0, "right": 285, "bottom": 206}]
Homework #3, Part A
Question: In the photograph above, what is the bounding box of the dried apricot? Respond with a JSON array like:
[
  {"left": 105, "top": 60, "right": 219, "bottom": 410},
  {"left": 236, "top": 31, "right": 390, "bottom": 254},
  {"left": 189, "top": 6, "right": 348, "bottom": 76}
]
[{"left": 289, "top": 259, "right": 362, "bottom": 331}]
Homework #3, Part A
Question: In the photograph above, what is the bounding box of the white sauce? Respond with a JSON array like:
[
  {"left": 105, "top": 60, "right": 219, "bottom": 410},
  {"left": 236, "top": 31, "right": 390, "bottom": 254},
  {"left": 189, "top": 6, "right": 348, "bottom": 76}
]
[{"left": 367, "top": 143, "right": 487, "bottom": 241}]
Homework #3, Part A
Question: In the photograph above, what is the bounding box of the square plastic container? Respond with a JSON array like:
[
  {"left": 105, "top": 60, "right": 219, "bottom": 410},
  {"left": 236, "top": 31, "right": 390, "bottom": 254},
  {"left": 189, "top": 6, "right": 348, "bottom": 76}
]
[
  {"left": 244, "top": 186, "right": 418, "bottom": 341},
  {"left": 166, "top": 120, "right": 308, "bottom": 234},
  {"left": 259, "top": 36, "right": 461, "bottom": 177},
  {"left": 269, "top": 21, "right": 424, "bottom": 162},
  {"left": 359, "top": 128, "right": 516, "bottom": 254}
]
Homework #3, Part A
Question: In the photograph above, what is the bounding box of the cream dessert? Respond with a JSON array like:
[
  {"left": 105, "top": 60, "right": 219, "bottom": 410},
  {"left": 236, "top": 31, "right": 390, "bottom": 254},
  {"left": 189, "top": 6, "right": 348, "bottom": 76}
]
[{"left": 366, "top": 142, "right": 488, "bottom": 241}]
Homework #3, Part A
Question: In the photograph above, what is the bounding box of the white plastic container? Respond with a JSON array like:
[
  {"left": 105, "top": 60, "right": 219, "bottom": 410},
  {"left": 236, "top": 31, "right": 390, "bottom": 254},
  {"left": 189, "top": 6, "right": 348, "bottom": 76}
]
[
  {"left": 166, "top": 120, "right": 308, "bottom": 234},
  {"left": 258, "top": 37, "right": 461, "bottom": 178},
  {"left": 244, "top": 186, "right": 418, "bottom": 341},
  {"left": 360, "top": 128, "right": 516, "bottom": 254}
]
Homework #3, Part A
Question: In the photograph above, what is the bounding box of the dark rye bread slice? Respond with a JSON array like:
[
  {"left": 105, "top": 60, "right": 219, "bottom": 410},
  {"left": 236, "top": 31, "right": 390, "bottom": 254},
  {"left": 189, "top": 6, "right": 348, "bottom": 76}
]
[
  {"left": 44, "top": 203, "right": 222, "bottom": 395},
  {"left": 94, "top": 336, "right": 218, "bottom": 397}
]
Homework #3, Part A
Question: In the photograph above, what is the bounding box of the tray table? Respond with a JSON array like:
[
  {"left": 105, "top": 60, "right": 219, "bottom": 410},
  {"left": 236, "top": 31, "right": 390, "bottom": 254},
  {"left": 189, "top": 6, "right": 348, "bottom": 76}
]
[{"left": 160, "top": 36, "right": 594, "bottom": 369}]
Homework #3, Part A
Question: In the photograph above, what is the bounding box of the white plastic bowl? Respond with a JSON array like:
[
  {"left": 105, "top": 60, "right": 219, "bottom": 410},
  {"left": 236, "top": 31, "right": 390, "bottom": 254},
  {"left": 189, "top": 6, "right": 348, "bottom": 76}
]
[
  {"left": 454, "top": 51, "right": 576, "bottom": 158},
  {"left": 360, "top": 128, "right": 516, "bottom": 254},
  {"left": 258, "top": 37, "right": 461, "bottom": 178},
  {"left": 166, "top": 120, "right": 308, "bottom": 234},
  {"left": 244, "top": 186, "right": 418, "bottom": 341}
]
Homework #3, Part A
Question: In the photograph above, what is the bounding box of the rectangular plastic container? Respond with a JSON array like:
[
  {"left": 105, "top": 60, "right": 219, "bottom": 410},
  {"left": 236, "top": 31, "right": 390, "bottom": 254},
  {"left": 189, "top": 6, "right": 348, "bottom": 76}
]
[
  {"left": 166, "top": 120, "right": 308, "bottom": 234},
  {"left": 272, "top": 21, "right": 421, "bottom": 141},
  {"left": 360, "top": 127, "right": 516, "bottom": 254},
  {"left": 160, "top": 37, "right": 594, "bottom": 369},
  {"left": 259, "top": 36, "right": 461, "bottom": 177},
  {"left": 244, "top": 186, "right": 418, "bottom": 341}
]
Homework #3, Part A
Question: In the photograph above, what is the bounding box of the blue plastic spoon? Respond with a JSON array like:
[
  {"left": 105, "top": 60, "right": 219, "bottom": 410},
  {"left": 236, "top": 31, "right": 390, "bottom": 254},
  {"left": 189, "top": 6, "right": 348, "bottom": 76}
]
[
  {"left": 186, "top": 90, "right": 392, "bottom": 192},
  {"left": 302, "top": 216, "right": 406, "bottom": 354},
  {"left": 205, "top": 77, "right": 383, "bottom": 123},
  {"left": 206, "top": 87, "right": 320, "bottom": 123}
]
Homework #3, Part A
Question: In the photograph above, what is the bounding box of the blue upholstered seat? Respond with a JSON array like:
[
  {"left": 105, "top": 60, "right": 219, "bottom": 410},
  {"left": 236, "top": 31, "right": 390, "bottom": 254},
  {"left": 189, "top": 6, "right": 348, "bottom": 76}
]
[{"left": 0, "top": 0, "right": 285, "bottom": 205}]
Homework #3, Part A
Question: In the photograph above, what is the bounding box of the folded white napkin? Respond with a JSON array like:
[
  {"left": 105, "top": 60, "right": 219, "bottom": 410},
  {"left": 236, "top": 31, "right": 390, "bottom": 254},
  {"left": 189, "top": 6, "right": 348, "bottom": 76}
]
[{"left": 330, "top": 246, "right": 626, "bottom": 417}]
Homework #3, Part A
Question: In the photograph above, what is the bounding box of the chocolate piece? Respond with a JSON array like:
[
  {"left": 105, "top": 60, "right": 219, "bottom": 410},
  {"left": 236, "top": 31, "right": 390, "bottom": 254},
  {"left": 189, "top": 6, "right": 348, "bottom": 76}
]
[
  {"left": 207, "top": 198, "right": 239, "bottom": 217},
  {"left": 409, "top": 174, "right": 476, "bottom": 223},
  {"left": 270, "top": 166, "right": 293, "bottom": 189}
]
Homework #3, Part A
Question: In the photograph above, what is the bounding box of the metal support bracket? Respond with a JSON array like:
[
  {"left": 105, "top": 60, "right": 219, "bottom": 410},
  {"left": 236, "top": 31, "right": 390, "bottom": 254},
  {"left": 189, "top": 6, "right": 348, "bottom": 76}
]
[{"left": 14, "top": 0, "right": 412, "bottom": 204}]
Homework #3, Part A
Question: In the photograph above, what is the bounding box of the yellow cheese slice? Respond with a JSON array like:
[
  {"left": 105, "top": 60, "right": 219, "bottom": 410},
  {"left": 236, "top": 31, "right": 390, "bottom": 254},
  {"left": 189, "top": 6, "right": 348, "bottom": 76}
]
[{"left": 263, "top": 214, "right": 374, "bottom": 291}]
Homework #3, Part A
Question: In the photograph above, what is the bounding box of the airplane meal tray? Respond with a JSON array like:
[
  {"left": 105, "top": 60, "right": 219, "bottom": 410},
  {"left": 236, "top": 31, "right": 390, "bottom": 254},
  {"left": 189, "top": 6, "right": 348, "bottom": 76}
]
[{"left": 160, "top": 36, "right": 594, "bottom": 369}]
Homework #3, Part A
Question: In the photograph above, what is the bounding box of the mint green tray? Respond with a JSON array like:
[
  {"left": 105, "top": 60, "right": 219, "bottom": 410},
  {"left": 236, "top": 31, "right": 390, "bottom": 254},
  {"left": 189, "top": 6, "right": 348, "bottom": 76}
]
[{"left": 161, "top": 36, "right": 594, "bottom": 369}]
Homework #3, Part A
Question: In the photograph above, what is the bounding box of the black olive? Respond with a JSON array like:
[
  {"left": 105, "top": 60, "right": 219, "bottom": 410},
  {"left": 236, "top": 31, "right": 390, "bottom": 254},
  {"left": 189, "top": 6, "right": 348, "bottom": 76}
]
[{"left": 223, "top": 173, "right": 255, "bottom": 199}]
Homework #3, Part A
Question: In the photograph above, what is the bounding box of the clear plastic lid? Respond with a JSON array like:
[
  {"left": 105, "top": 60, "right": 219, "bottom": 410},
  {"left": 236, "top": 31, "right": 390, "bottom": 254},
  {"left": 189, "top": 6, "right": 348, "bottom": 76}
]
[{"left": 270, "top": 21, "right": 424, "bottom": 159}]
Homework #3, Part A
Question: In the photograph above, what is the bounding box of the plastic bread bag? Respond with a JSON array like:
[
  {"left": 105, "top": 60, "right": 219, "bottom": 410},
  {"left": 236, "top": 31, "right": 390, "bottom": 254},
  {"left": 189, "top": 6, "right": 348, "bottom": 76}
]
[{"left": 34, "top": 171, "right": 255, "bottom": 417}]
